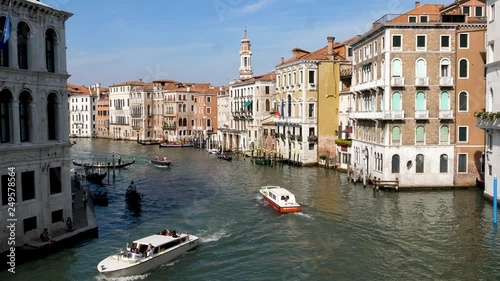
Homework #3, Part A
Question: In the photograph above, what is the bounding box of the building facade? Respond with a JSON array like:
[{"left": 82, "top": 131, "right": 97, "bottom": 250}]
[
  {"left": 96, "top": 92, "right": 110, "bottom": 138},
  {"left": 68, "top": 84, "right": 96, "bottom": 138},
  {"left": 109, "top": 80, "right": 146, "bottom": 140},
  {"left": 0, "top": 0, "right": 73, "bottom": 253}
]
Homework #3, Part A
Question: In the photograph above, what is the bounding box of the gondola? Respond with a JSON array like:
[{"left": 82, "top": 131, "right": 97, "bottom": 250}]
[
  {"left": 86, "top": 171, "right": 107, "bottom": 184},
  {"left": 73, "top": 159, "right": 135, "bottom": 169},
  {"left": 217, "top": 153, "right": 232, "bottom": 161},
  {"left": 92, "top": 191, "right": 109, "bottom": 206}
]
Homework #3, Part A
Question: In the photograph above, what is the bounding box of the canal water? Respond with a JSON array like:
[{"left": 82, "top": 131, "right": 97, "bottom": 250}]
[{"left": 2, "top": 138, "right": 500, "bottom": 280}]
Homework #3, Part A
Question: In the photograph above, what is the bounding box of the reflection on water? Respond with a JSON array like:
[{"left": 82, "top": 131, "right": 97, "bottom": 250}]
[{"left": 1, "top": 138, "right": 500, "bottom": 280}]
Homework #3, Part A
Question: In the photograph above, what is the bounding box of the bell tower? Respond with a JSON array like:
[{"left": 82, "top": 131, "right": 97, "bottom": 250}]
[{"left": 239, "top": 29, "right": 253, "bottom": 80}]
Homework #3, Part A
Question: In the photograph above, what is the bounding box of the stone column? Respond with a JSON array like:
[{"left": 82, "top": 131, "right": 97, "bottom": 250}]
[
  {"left": 11, "top": 102, "right": 20, "bottom": 144},
  {"left": 8, "top": 26, "right": 17, "bottom": 69},
  {"left": 29, "top": 103, "right": 37, "bottom": 143}
]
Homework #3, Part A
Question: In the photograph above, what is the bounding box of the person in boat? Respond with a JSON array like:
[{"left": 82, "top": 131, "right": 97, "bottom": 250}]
[
  {"left": 66, "top": 217, "right": 74, "bottom": 231},
  {"left": 126, "top": 242, "right": 131, "bottom": 252},
  {"left": 128, "top": 181, "right": 137, "bottom": 192},
  {"left": 155, "top": 155, "right": 159, "bottom": 160},
  {"left": 163, "top": 156, "right": 168, "bottom": 161},
  {"left": 159, "top": 229, "right": 168, "bottom": 235},
  {"left": 146, "top": 243, "right": 154, "bottom": 257}
]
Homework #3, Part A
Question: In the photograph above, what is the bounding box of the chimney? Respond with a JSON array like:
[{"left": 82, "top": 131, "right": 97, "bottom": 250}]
[
  {"left": 415, "top": 1, "right": 420, "bottom": 8},
  {"left": 327, "top": 36, "right": 335, "bottom": 60},
  {"left": 281, "top": 57, "right": 284, "bottom": 64}
]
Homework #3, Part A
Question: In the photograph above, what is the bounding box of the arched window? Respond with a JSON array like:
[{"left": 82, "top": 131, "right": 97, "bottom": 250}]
[
  {"left": 17, "top": 21, "right": 30, "bottom": 70},
  {"left": 440, "top": 154, "right": 448, "bottom": 173},
  {"left": 391, "top": 126, "right": 401, "bottom": 145},
  {"left": 45, "top": 29, "right": 56, "bottom": 73},
  {"left": 147, "top": 105, "right": 151, "bottom": 116},
  {"left": 47, "top": 93, "right": 58, "bottom": 140},
  {"left": 440, "top": 91, "right": 450, "bottom": 110},
  {"left": 415, "top": 126, "right": 425, "bottom": 144},
  {"left": 287, "top": 95, "right": 292, "bottom": 117},
  {"left": 182, "top": 104, "right": 186, "bottom": 112},
  {"left": 381, "top": 60, "right": 385, "bottom": 79},
  {"left": 392, "top": 59, "right": 402, "bottom": 77},
  {"left": 178, "top": 104, "right": 182, "bottom": 112},
  {"left": 459, "top": 59, "right": 468, "bottom": 78},
  {"left": 416, "top": 154, "right": 424, "bottom": 173},
  {"left": 416, "top": 58, "right": 427, "bottom": 77},
  {"left": 183, "top": 118, "right": 187, "bottom": 126},
  {"left": 391, "top": 92, "right": 401, "bottom": 111},
  {"left": 440, "top": 125, "right": 449, "bottom": 145},
  {"left": 178, "top": 118, "right": 182, "bottom": 126},
  {"left": 440, "top": 59, "right": 450, "bottom": 77},
  {"left": 0, "top": 16, "right": 9, "bottom": 67},
  {"left": 392, "top": 154, "right": 400, "bottom": 173},
  {"left": 265, "top": 99, "right": 270, "bottom": 111},
  {"left": 415, "top": 92, "right": 425, "bottom": 111},
  {"left": 19, "top": 91, "right": 32, "bottom": 142},
  {"left": 488, "top": 88, "right": 493, "bottom": 112},
  {"left": 374, "top": 62, "right": 378, "bottom": 80},
  {"left": 0, "top": 90, "right": 12, "bottom": 143},
  {"left": 459, "top": 91, "right": 468, "bottom": 111},
  {"left": 380, "top": 154, "right": 383, "bottom": 171}
]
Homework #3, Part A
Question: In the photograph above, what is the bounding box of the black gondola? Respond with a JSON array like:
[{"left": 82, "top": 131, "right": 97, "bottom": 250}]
[
  {"left": 86, "top": 171, "right": 107, "bottom": 184},
  {"left": 73, "top": 159, "right": 135, "bottom": 169},
  {"left": 92, "top": 191, "right": 109, "bottom": 206},
  {"left": 125, "top": 182, "right": 143, "bottom": 203},
  {"left": 217, "top": 153, "right": 232, "bottom": 161}
]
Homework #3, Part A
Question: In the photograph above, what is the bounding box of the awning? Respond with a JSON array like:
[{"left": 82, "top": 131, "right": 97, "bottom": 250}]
[
  {"left": 342, "top": 127, "right": 353, "bottom": 133},
  {"left": 243, "top": 100, "right": 253, "bottom": 108}
]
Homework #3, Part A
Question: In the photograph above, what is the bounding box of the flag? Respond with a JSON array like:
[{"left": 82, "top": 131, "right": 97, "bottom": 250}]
[
  {"left": 281, "top": 98, "right": 285, "bottom": 119},
  {"left": 275, "top": 100, "right": 280, "bottom": 117},
  {"left": 0, "top": 1, "right": 12, "bottom": 50}
]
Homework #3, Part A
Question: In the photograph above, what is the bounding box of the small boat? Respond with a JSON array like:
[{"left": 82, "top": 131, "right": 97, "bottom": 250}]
[
  {"left": 259, "top": 186, "right": 301, "bottom": 213},
  {"left": 159, "top": 142, "right": 194, "bottom": 148},
  {"left": 151, "top": 158, "right": 172, "bottom": 167},
  {"left": 206, "top": 148, "right": 218, "bottom": 154},
  {"left": 86, "top": 171, "right": 107, "bottom": 184},
  {"left": 254, "top": 157, "right": 271, "bottom": 166},
  {"left": 97, "top": 230, "right": 199, "bottom": 278},
  {"left": 92, "top": 191, "right": 109, "bottom": 206},
  {"left": 125, "top": 183, "right": 143, "bottom": 203},
  {"left": 137, "top": 140, "right": 161, "bottom": 145},
  {"left": 217, "top": 153, "right": 232, "bottom": 161},
  {"left": 73, "top": 159, "right": 135, "bottom": 169}
]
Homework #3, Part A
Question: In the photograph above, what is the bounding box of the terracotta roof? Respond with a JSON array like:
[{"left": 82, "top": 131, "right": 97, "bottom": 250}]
[
  {"left": 67, "top": 83, "right": 92, "bottom": 95},
  {"left": 278, "top": 43, "right": 343, "bottom": 66},
  {"left": 232, "top": 71, "right": 276, "bottom": 86},
  {"left": 110, "top": 80, "right": 148, "bottom": 87}
]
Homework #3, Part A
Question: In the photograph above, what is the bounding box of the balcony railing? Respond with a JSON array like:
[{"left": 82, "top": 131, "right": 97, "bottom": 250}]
[
  {"left": 414, "top": 110, "right": 429, "bottom": 119},
  {"left": 383, "top": 110, "right": 405, "bottom": 120},
  {"left": 391, "top": 77, "right": 405, "bottom": 87},
  {"left": 439, "top": 110, "right": 454, "bottom": 119},
  {"left": 477, "top": 117, "right": 500, "bottom": 130},
  {"left": 309, "top": 83, "right": 316, "bottom": 90},
  {"left": 351, "top": 111, "right": 384, "bottom": 119},
  {"left": 415, "top": 77, "right": 429, "bottom": 87},
  {"left": 439, "top": 77, "right": 454, "bottom": 87}
]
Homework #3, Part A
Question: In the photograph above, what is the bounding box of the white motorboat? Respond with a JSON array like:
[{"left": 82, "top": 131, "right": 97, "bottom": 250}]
[
  {"left": 97, "top": 230, "right": 199, "bottom": 277},
  {"left": 259, "top": 186, "right": 301, "bottom": 213}
]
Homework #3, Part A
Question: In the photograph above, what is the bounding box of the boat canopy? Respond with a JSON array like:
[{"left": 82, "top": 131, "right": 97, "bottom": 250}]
[{"left": 133, "top": 234, "right": 182, "bottom": 247}]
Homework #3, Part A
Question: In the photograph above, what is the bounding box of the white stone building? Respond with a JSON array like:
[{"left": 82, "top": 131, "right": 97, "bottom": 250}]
[
  {"left": 68, "top": 84, "right": 98, "bottom": 138},
  {"left": 479, "top": 0, "right": 500, "bottom": 198},
  {"left": 0, "top": 0, "right": 73, "bottom": 253},
  {"left": 108, "top": 80, "right": 146, "bottom": 140}
]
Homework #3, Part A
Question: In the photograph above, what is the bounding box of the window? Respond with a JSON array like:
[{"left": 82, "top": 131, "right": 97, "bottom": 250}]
[
  {"left": 490, "top": 4, "right": 496, "bottom": 21},
  {"left": 415, "top": 126, "right": 425, "bottom": 144},
  {"left": 23, "top": 216, "right": 37, "bottom": 234},
  {"left": 381, "top": 37, "right": 385, "bottom": 51},
  {"left": 488, "top": 43, "right": 494, "bottom": 64},
  {"left": 416, "top": 59, "right": 427, "bottom": 77},
  {"left": 440, "top": 154, "right": 448, "bottom": 173},
  {"left": 347, "top": 47, "right": 353, "bottom": 57},
  {"left": 0, "top": 90, "right": 12, "bottom": 143},
  {"left": 207, "top": 96, "right": 211, "bottom": 103},
  {"left": 440, "top": 35, "right": 450, "bottom": 51},
  {"left": 459, "top": 34, "right": 469, "bottom": 49},
  {"left": 416, "top": 92, "right": 425, "bottom": 111},
  {"left": 475, "top": 6, "right": 483, "bottom": 17},
  {"left": 207, "top": 107, "right": 211, "bottom": 114},
  {"left": 17, "top": 21, "right": 30, "bottom": 70},
  {"left": 19, "top": 91, "right": 32, "bottom": 142},
  {"left": 459, "top": 59, "right": 468, "bottom": 78},
  {"left": 391, "top": 92, "right": 401, "bottom": 111},
  {"left": 287, "top": 95, "right": 292, "bottom": 117},
  {"left": 458, "top": 92, "right": 468, "bottom": 111},
  {"left": 22, "top": 171, "right": 35, "bottom": 201},
  {"left": 420, "top": 15, "right": 428, "bottom": 22},
  {"left": 51, "top": 209, "right": 63, "bottom": 223},
  {"left": 458, "top": 126, "right": 468, "bottom": 142},
  {"left": 440, "top": 59, "right": 450, "bottom": 77},
  {"left": 49, "top": 167, "right": 62, "bottom": 195},
  {"left": 458, "top": 153, "right": 468, "bottom": 173},
  {"left": 308, "top": 70, "right": 315, "bottom": 84},
  {"left": 45, "top": 29, "right": 56, "bottom": 73},
  {"left": 308, "top": 103, "right": 314, "bottom": 118},
  {"left": 409, "top": 16, "right": 417, "bottom": 22},
  {"left": 488, "top": 133, "right": 493, "bottom": 151},
  {"left": 47, "top": 93, "right": 58, "bottom": 140},
  {"left": 462, "top": 6, "right": 470, "bottom": 16},
  {"left": 265, "top": 99, "right": 270, "bottom": 111},
  {"left": 440, "top": 126, "right": 449, "bottom": 144},
  {"left": 416, "top": 35, "right": 426, "bottom": 51},
  {"left": 416, "top": 154, "right": 424, "bottom": 173},
  {"left": 391, "top": 155, "right": 400, "bottom": 173},
  {"left": 392, "top": 35, "right": 402, "bottom": 50},
  {"left": 392, "top": 59, "right": 402, "bottom": 77},
  {"left": 391, "top": 126, "right": 401, "bottom": 145}
]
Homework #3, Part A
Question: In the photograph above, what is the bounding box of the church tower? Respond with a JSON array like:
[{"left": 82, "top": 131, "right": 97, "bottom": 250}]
[{"left": 239, "top": 29, "right": 253, "bottom": 80}]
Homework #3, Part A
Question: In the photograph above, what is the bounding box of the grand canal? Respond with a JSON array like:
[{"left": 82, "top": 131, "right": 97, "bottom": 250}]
[{"left": 2, "top": 138, "right": 500, "bottom": 280}]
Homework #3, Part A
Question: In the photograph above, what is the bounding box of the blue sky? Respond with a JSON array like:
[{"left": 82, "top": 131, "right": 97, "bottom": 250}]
[{"left": 48, "top": 0, "right": 439, "bottom": 87}]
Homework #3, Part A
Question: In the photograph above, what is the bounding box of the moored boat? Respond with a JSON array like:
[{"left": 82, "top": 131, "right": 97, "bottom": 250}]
[
  {"left": 259, "top": 186, "right": 301, "bottom": 213},
  {"left": 137, "top": 140, "right": 161, "bottom": 145},
  {"left": 159, "top": 142, "right": 194, "bottom": 148},
  {"left": 97, "top": 231, "right": 199, "bottom": 277}
]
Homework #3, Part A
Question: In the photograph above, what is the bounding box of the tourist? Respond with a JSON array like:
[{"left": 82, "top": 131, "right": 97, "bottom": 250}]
[
  {"left": 155, "top": 155, "right": 159, "bottom": 160},
  {"left": 128, "top": 181, "right": 137, "bottom": 191},
  {"left": 66, "top": 217, "right": 74, "bottom": 231},
  {"left": 82, "top": 191, "right": 88, "bottom": 209},
  {"left": 40, "top": 228, "right": 55, "bottom": 243},
  {"left": 146, "top": 243, "right": 154, "bottom": 257},
  {"left": 118, "top": 155, "right": 122, "bottom": 165},
  {"left": 126, "top": 242, "right": 131, "bottom": 252}
]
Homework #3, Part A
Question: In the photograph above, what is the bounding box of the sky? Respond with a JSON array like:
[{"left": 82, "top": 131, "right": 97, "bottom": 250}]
[{"left": 45, "top": 0, "right": 441, "bottom": 88}]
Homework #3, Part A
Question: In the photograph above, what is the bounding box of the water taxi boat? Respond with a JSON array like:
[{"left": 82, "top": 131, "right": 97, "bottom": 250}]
[
  {"left": 97, "top": 231, "right": 199, "bottom": 277},
  {"left": 259, "top": 186, "right": 301, "bottom": 213}
]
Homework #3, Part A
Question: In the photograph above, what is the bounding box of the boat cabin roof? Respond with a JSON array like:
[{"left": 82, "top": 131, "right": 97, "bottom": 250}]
[
  {"left": 264, "top": 186, "right": 294, "bottom": 197},
  {"left": 133, "top": 234, "right": 183, "bottom": 247}
]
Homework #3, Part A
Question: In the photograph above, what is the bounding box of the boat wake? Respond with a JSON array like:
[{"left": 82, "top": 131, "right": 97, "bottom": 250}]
[
  {"left": 294, "top": 212, "right": 313, "bottom": 220},
  {"left": 95, "top": 273, "right": 150, "bottom": 281},
  {"left": 200, "top": 229, "right": 231, "bottom": 243}
]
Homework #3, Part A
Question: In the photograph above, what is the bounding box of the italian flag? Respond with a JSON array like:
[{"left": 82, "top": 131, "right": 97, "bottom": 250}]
[{"left": 275, "top": 100, "right": 280, "bottom": 117}]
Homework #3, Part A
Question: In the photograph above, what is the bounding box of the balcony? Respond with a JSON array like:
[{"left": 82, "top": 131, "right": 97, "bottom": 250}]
[
  {"left": 163, "top": 125, "right": 176, "bottom": 130},
  {"left": 414, "top": 110, "right": 429, "bottom": 119},
  {"left": 415, "top": 77, "right": 429, "bottom": 87},
  {"left": 439, "top": 77, "right": 454, "bottom": 87},
  {"left": 308, "top": 83, "right": 317, "bottom": 90},
  {"left": 351, "top": 111, "right": 384, "bottom": 119},
  {"left": 477, "top": 117, "right": 500, "bottom": 130},
  {"left": 391, "top": 77, "right": 405, "bottom": 87},
  {"left": 382, "top": 110, "right": 405, "bottom": 120},
  {"left": 439, "top": 110, "right": 454, "bottom": 119}
]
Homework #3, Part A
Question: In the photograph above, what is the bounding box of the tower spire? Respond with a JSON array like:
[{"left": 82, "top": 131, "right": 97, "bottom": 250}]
[{"left": 239, "top": 29, "right": 253, "bottom": 80}]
